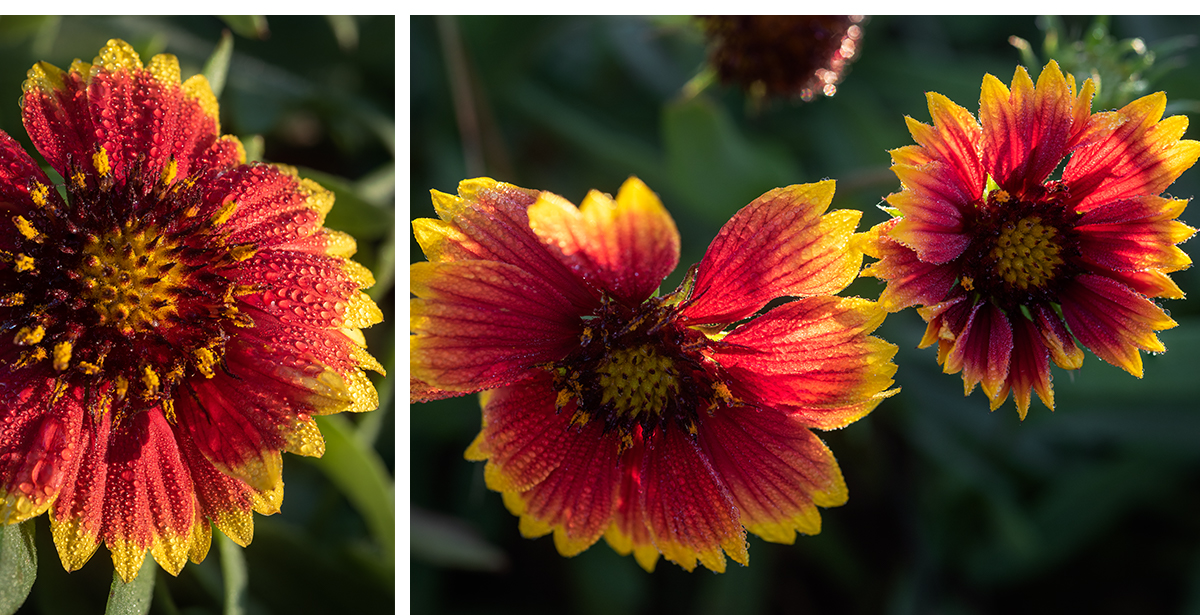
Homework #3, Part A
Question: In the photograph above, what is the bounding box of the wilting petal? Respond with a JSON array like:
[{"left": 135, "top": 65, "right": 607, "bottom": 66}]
[
  {"left": 640, "top": 426, "right": 747, "bottom": 573},
  {"left": 699, "top": 405, "right": 845, "bottom": 544},
  {"left": 1064, "top": 93, "right": 1200, "bottom": 213},
  {"left": 715, "top": 297, "right": 898, "bottom": 430},
  {"left": 528, "top": 177, "right": 680, "bottom": 306},
  {"left": 421, "top": 178, "right": 597, "bottom": 311},
  {"left": 682, "top": 181, "right": 862, "bottom": 325},
  {"left": 981, "top": 62, "right": 1078, "bottom": 197},
  {"left": 1060, "top": 274, "right": 1176, "bottom": 377},
  {"left": 411, "top": 260, "right": 580, "bottom": 393}
]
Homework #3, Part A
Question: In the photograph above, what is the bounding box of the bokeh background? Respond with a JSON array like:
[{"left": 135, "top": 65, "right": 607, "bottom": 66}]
[
  {"left": 0, "top": 15, "right": 396, "bottom": 615},
  {"left": 410, "top": 15, "right": 1200, "bottom": 615}
]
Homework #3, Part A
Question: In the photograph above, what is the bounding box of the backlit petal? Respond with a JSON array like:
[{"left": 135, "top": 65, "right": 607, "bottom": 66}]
[
  {"left": 699, "top": 406, "right": 846, "bottom": 544},
  {"left": 1060, "top": 275, "right": 1176, "bottom": 377},
  {"left": 528, "top": 177, "right": 680, "bottom": 306},
  {"left": 411, "top": 260, "right": 580, "bottom": 393},
  {"left": 715, "top": 297, "right": 898, "bottom": 430},
  {"left": 683, "top": 181, "right": 861, "bottom": 325},
  {"left": 640, "top": 426, "right": 747, "bottom": 573}
]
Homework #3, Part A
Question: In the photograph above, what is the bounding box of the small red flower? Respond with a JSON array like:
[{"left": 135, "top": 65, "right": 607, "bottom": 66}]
[
  {"left": 862, "top": 60, "right": 1199, "bottom": 417},
  {"left": 412, "top": 176, "right": 897, "bottom": 571},
  {"left": 0, "top": 40, "right": 384, "bottom": 580}
]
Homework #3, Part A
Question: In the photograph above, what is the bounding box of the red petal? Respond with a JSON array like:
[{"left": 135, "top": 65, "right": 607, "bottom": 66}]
[
  {"left": 22, "top": 41, "right": 225, "bottom": 186},
  {"left": 510, "top": 414, "right": 621, "bottom": 557},
  {"left": 474, "top": 377, "right": 573, "bottom": 493},
  {"left": 682, "top": 181, "right": 862, "bottom": 325},
  {"left": 699, "top": 405, "right": 845, "bottom": 544},
  {"left": 50, "top": 400, "right": 112, "bottom": 572},
  {"left": 175, "top": 376, "right": 286, "bottom": 494},
  {"left": 0, "top": 374, "right": 82, "bottom": 524},
  {"left": 411, "top": 260, "right": 580, "bottom": 393},
  {"left": 1063, "top": 93, "right": 1200, "bottom": 212},
  {"left": 603, "top": 432, "right": 660, "bottom": 571},
  {"left": 715, "top": 297, "right": 898, "bottom": 430},
  {"left": 1060, "top": 274, "right": 1175, "bottom": 377},
  {"left": 887, "top": 162, "right": 972, "bottom": 264},
  {"left": 860, "top": 220, "right": 960, "bottom": 311},
  {"left": 0, "top": 131, "right": 62, "bottom": 239},
  {"left": 980, "top": 62, "right": 1077, "bottom": 197},
  {"left": 904, "top": 93, "right": 985, "bottom": 199},
  {"left": 1076, "top": 196, "right": 1194, "bottom": 272},
  {"left": 640, "top": 426, "right": 747, "bottom": 572},
  {"left": 421, "top": 178, "right": 597, "bottom": 311},
  {"left": 941, "top": 301, "right": 1013, "bottom": 403},
  {"left": 101, "top": 409, "right": 198, "bottom": 580},
  {"left": 1005, "top": 313, "right": 1053, "bottom": 417},
  {"left": 528, "top": 177, "right": 679, "bottom": 306}
]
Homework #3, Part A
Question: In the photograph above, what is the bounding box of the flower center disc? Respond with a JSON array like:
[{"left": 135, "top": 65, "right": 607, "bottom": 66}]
[
  {"left": 597, "top": 345, "right": 679, "bottom": 420},
  {"left": 988, "top": 216, "right": 1064, "bottom": 290},
  {"left": 78, "top": 226, "right": 182, "bottom": 335}
]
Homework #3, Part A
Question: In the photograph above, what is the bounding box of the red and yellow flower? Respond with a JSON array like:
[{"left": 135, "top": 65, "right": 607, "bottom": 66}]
[
  {"left": 0, "top": 40, "right": 383, "bottom": 580},
  {"left": 412, "top": 176, "right": 897, "bottom": 571},
  {"left": 862, "top": 60, "right": 1199, "bottom": 417}
]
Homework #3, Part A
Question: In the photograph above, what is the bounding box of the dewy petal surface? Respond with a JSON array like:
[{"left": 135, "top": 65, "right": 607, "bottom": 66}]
[
  {"left": 699, "top": 405, "right": 846, "bottom": 544},
  {"left": 417, "top": 175, "right": 896, "bottom": 573},
  {"left": 683, "top": 181, "right": 862, "bottom": 325},
  {"left": 528, "top": 177, "right": 680, "bottom": 307},
  {"left": 0, "top": 39, "right": 384, "bottom": 581},
  {"left": 862, "top": 60, "right": 1196, "bottom": 415}
]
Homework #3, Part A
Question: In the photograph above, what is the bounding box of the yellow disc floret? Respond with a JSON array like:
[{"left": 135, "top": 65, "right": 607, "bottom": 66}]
[
  {"left": 597, "top": 345, "right": 679, "bottom": 420},
  {"left": 78, "top": 224, "right": 185, "bottom": 335},
  {"left": 990, "top": 216, "right": 1064, "bottom": 290}
]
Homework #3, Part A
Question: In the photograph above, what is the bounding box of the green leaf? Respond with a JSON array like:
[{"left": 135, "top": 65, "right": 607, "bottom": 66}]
[
  {"left": 311, "top": 414, "right": 395, "bottom": 562},
  {"left": 218, "top": 532, "right": 248, "bottom": 615},
  {"left": 325, "top": 15, "right": 359, "bottom": 52},
  {"left": 202, "top": 30, "right": 235, "bottom": 100},
  {"left": 105, "top": 555, "right": 155, "bottom": 615},
  {"left": 410, "top": 507, "right": 507, "bottom": 572},
  {"left": 241, "top": 134, "right": 265, "bottom": 164},
  {"left": 218, "top": 16, "right": 269, "bottom": 40},
  {"left": 297, "top": 167, "right": 394, "bottom": 241},
  {"left": 662, "top": 95, "right": 801, "bottom": 226},
  {"left": 0, "top": 521, "right": 36, "bottom": 615}
]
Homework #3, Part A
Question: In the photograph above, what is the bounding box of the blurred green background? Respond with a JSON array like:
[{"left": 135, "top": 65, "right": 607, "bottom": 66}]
[
  {"left": 410, "top": 15, "right": 1200, "bottom": 615},
  {"left": 0, "top": 15, "right": 395, "bottom": 615}
]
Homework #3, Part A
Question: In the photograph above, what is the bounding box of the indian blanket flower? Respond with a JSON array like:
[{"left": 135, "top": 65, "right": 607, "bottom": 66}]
[
  {"left": 0, "top": 40, "right": 383, "bottom": 581},
  {"left": 412, "top": 176, "right": 898, "bottom": 572},
  {"left": 862, "top": 60, "right": 1199, "bottom": 417}
]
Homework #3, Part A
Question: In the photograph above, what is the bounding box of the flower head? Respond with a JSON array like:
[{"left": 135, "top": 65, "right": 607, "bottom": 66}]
[
  {"left": 698, "top": 15, "right": 864, "bottom": 101},
  {"left": 0, "top": 40, "right": 384, "bottom": 580},
  {"left": 862, "top": 60, "right": 1199, "bottom": 417},
  {"left": 412, "top": 176, "right": 897, "bottom": 572}
]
